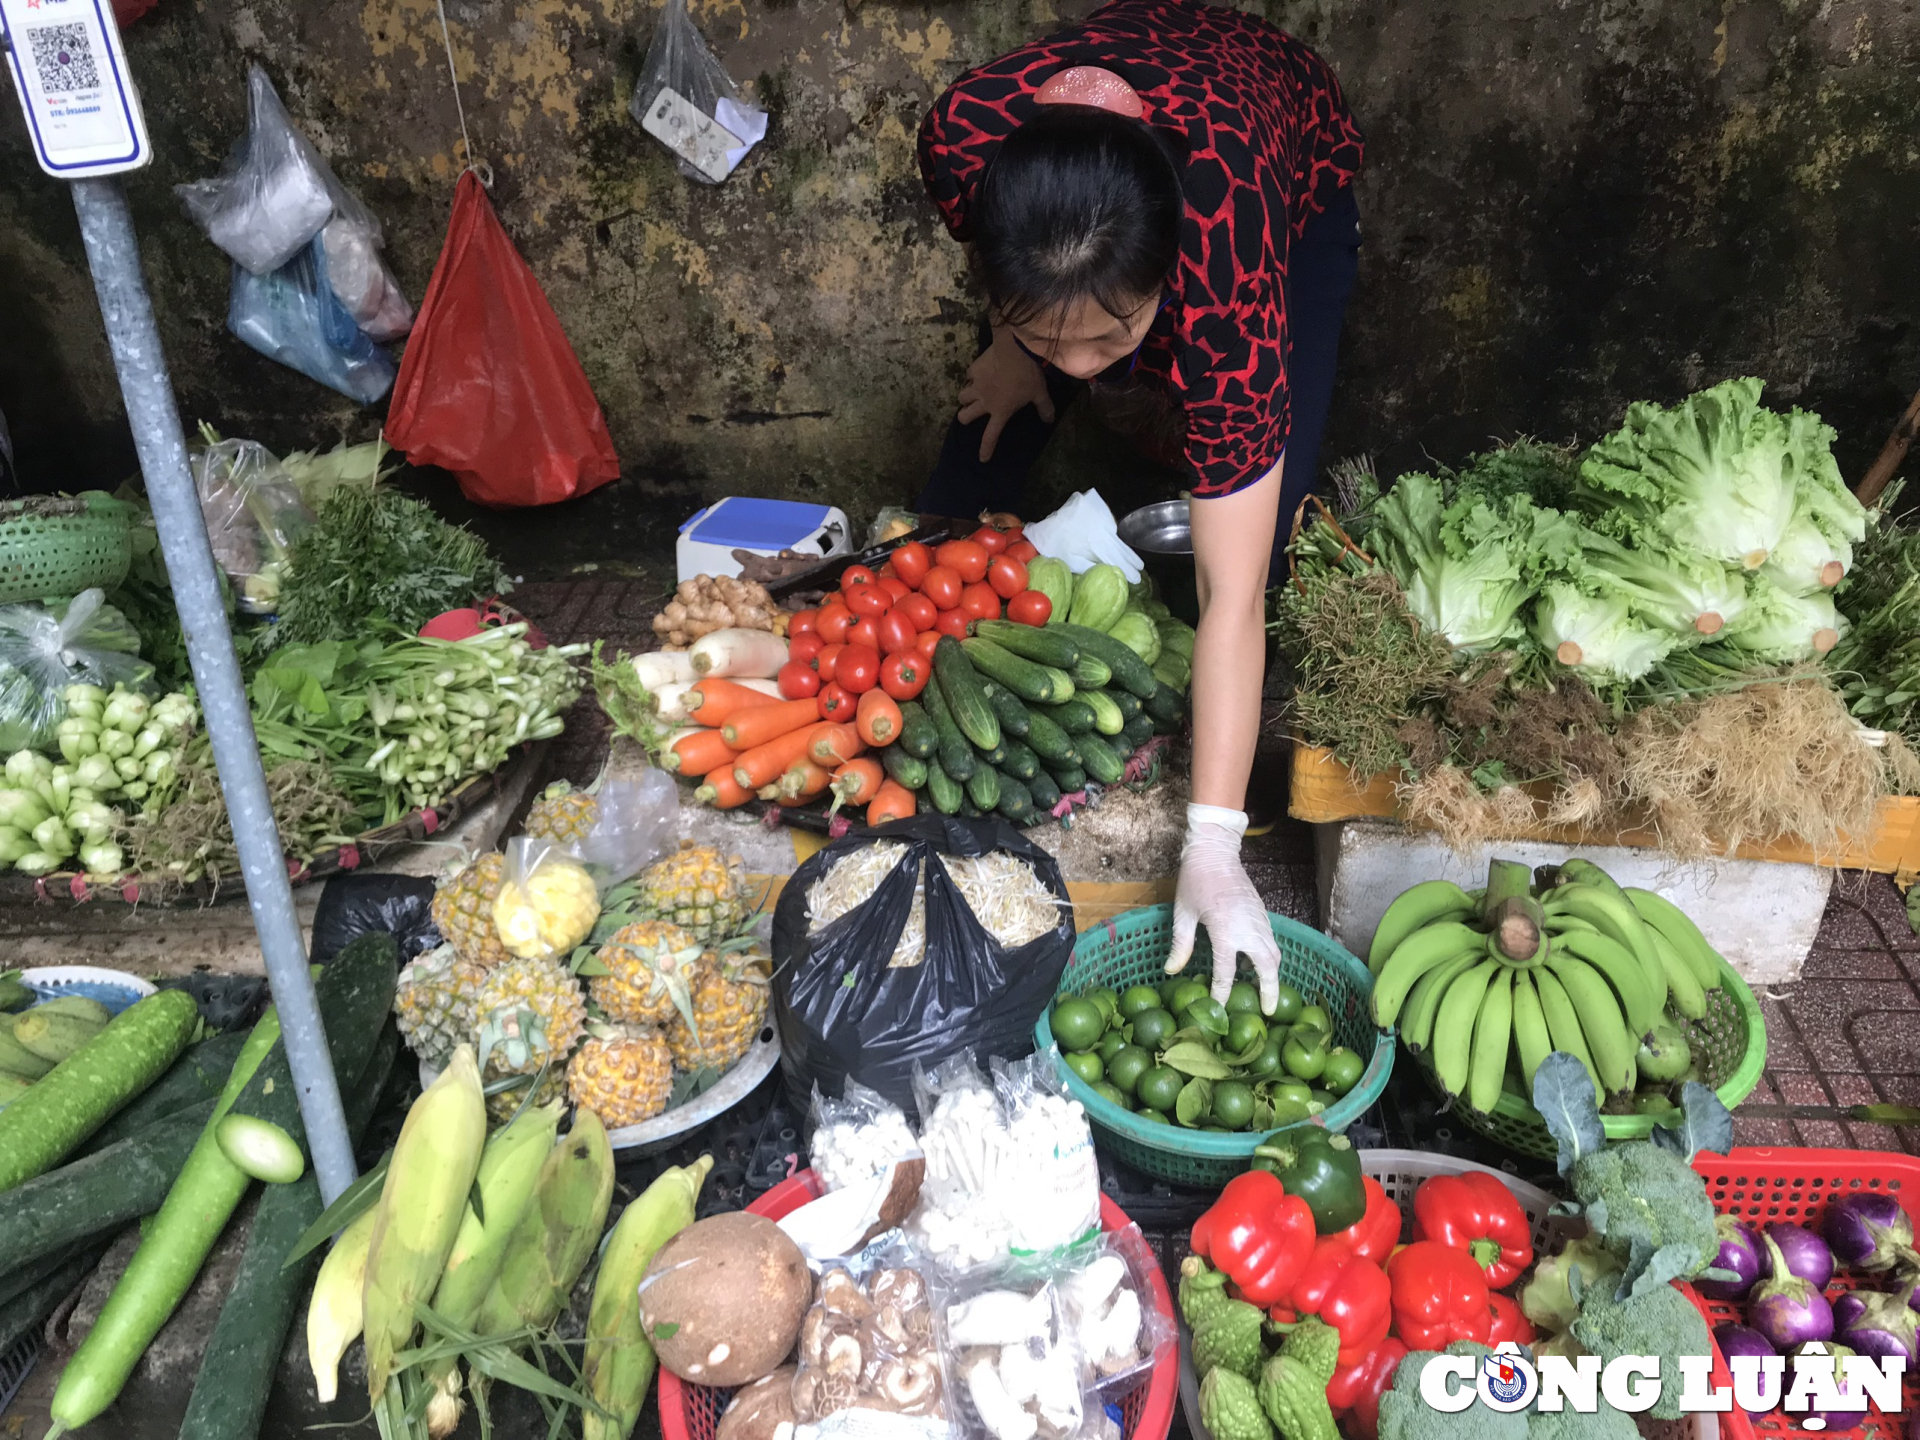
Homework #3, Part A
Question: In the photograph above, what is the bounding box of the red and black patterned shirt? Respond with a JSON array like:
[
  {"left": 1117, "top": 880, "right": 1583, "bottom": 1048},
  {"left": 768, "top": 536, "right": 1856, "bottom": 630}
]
[{"left": 918, "top": 0, "right": 1363, "bottom": 496}]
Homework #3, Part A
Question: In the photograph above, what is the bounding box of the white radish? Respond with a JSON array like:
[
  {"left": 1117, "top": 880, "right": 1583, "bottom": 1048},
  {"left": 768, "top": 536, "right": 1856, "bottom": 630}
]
[
  {"left": 651, "top": 681, "right": 696, "bottom": 724},
  {"left": 688, "top": 628, "right": 789, "bottom": 679},
  {"left": 630, "top": 650, "right": 697, "bottom": 689}
]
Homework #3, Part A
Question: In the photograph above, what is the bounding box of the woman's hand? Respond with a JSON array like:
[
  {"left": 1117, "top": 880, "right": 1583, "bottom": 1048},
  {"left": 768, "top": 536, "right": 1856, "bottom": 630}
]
[{"left": 958, "top": 326, "right": 1055, "bottom": 461}]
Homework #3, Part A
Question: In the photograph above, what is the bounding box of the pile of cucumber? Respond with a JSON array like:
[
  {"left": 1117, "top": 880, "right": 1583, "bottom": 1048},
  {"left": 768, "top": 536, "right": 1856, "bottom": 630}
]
[{"left": 881, "top": 626, "right": 1186, "bottom": 825}]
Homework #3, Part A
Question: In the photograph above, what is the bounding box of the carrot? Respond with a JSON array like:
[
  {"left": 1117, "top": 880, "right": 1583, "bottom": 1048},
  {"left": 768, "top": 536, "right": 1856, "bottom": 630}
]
[
  {"left": 867, "top": 779, "right": 917, "bottom": 826},
  {"left": 721, "top": 698, "right": 823, "bottom": 750},
  {"left": 733, "top": 723, "right": 828, "bottom": 791},
  {"left": 694, "top": 770, "right": 753, "bottom": 809},
  {"left": 662, "top": 727, "right": 737, "bottom": 777},
  {"left": 855, "top": 689, "right": 903, "bottom": 748},
  {"left": 831, "top": 758, "right": 885, "bottom": 808},
  {"left": 779, "top": 760, "right": 833, "bottom": 802},
  {"left": 686, "top": 678, "right": 783, "bottom": 728},
  {"left": 809, "top": 723, "right": 866, "bottom": 768}
]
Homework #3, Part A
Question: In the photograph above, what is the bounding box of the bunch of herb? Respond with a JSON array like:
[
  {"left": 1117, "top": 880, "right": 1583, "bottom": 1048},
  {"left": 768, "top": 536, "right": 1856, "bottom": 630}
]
[
  {"left": 1830, "top": 484, "right": 1920, "bottom": 743},
  {"left": 271, "top": 486, "right": 510, "bottom": 648}
]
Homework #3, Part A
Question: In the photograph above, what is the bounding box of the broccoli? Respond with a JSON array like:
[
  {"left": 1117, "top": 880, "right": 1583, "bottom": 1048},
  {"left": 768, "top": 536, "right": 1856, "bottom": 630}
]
[
  {"left": 1568, "top": 1141, "right": 1719, "bottom": 1282},
  {"left": 1518, "top": 1235, "right": 1624, "bottom": 1333},
  {"left": 1376, "top": 1344, "right": 1530, "bottom": 1440},
  {"left": 1527, "top": 1403, "right": 1639, "bottom": 1440},
  {"left": 1568, "top": 1278, "right": 1711, "bottom": 1420}
]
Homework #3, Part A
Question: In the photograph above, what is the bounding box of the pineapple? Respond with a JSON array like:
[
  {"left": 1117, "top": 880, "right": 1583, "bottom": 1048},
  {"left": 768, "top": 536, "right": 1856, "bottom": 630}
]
[
  {"left": 493, "top": 849, "right": 600, "bottom": 961},
  {"left": 566, "top": 1025, "right": 673, "bottom": 1129},
  {"left": 393, "top": 945, "right": 489, "bottom": 1067},
  {"left": 523, "top": 781, "right": 599, "bottom": 849},
  {"left": 666, "top": 945, "right": 772, "bottom": 1072},
  {"left": 588, "top": 920, "right": 704, "bottom": 1029},
  {"left": 632, "top": 843, "right": 748, "bottom": 945},
  {"left": 476, "top": 956, "right": 588, "bottom": 1124},
  {"left": 432, "top": 852, "right": 514, "bottom": 970}
]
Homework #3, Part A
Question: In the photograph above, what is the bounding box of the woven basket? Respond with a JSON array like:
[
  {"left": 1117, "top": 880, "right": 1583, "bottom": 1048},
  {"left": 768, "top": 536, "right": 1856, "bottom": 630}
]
[{"left": 0, "top": 495, "right": 134, "bottom": 604}]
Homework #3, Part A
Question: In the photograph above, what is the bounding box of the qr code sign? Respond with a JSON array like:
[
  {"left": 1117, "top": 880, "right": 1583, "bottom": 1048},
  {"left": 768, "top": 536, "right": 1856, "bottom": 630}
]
[{"left": 27, "top": 24, "right": 99, "bottom": 95}]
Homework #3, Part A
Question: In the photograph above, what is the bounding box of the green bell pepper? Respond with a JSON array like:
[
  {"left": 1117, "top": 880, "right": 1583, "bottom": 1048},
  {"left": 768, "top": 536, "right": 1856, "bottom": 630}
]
[{"left": 1251, "top": 1125, "right": 1365, "bottom": 1233}]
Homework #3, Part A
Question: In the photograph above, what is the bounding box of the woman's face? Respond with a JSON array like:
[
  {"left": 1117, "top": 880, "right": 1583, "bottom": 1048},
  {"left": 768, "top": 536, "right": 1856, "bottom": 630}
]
[{"left": 1006, "top": 292, "right": 1161, "bottom": 380}]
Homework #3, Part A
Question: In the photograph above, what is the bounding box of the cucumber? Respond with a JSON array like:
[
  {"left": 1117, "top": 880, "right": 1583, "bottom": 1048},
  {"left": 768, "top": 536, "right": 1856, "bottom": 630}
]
[
  {"left": 0, "top": 988, "right": 198, "bottom": 1192},
  {"left": 896, "top": 701, "right": 940, "bottom": 761},
  {"left": 933, "top": 637, "right": 1000, "bottom": 751},
  {"left": 1082, "top": 689, "right": 1126, "bottom": 736},
  {"left": 33, "top": 995, "right": 114, "bottom": 1026},
  {"left": 1077, "top": 732, "right": 1127, "bottom": 785},
  {"left": 79, "top": 1028, "right": 252, "bottom": 1158},
  {"left": 1000, "top": 740, "right": 1041, "bottom": 783},
  {"left": 919, "top": 665, "right": 976, "bottom": 782},
  {"left": 1025, "top": 711, "right": 1079, "bottom": 766},
  {"left": 1144, "top": 682, "right": 1186, "bottom": 724},
  {"left": 975, "top": 739, "right": 1008, "bottom": 769},
  {"left": 0, "top": 1241, "right": 109, "bottom": 1360},
  {"left": 961, "top": 801, "right": 983, "bottom": 818},
  {"left": 0, "top": 975, "right": 30, "bottom": 1013},
  {"left": 0, "top": 1015, "right": 54, "bottom": 1079},
  {"left": 1053, "top": 622, "right": 1159, "bottom": 698},
  {"left": 1027, "top": 772, "right": 1062, "bottom": 811},
  {"left": 994, "top": 771, "right": 1035, "bottom": 824},
  {"left": 964, "top": 765, "right": 1001, "bottom": 813},
  {"left": 1040, "top": 698, "right": 1097, "bottom": 735},
  {"left": 961, "top": 637, "right": 1066, "bottom": 705},
  {"left": 1121, "top": 713, "right": 1156, "bottom": 750},
  {"left": 1047, "top": 761, "right": 1088, "bottom": 793},
  {"left": 971, "top": 620, "right": 1082, "bottom": 670},
  {"left": 881, "top": 747, "right": 928, "bottom": 791},
  {"left": 1110, "top": 689, "right": 1144, "bottom": 723},
  {"left": 15, "top": 1008, "right": 110, "bottom": 1063},
  {"left": 1071, "top": 654, "right": 1112, "bottom": 689},
  {"left": 925, "top": 757, "right": 963, "bottom": 815},
  {"left": 979, "top": 680, "right": 1031, "bottom": 738}
]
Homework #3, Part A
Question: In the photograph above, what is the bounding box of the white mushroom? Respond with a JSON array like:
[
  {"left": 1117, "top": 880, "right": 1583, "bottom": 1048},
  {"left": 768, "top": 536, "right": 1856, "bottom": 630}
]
[{"left": 967, "top": 1359, "right": 1039, "bottom": 1440}]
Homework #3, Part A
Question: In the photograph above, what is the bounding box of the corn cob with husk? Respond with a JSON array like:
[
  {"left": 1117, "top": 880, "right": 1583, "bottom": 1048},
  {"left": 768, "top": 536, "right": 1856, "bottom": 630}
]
[
  {"left": 419, "top": 1099, "right": 564, "bottom": 1438},
  {"left": 307, "top": 1207, "right": 379, "bottom": 1405},
  {"left": 582, "top": 1156, "right": 713, "bottom": 1440},
  {"left": 361, "top": 1045, "right": 487, "bottom": 1405},
  {"left": 473, "top": 1108, "right": 616, "bottom": 1336}
]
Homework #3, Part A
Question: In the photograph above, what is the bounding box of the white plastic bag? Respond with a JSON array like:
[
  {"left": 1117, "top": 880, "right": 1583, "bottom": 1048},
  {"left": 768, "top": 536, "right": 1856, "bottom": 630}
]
[
  {"left": 629, "top": 0, "right": 768, "bottom": 184},
  {"left": 228, "top": 236, "right": 397, "bottom": 406},
  {"left": 0, "top": 591, "right": 152, "bottom": 753},
  {"left": 190, "top": 433, "right": 314, "bottom": 615},
  {"left": 1022, "top": 492, "right": 1143, "bottom": 582},
  {"left": 568, "top": 770, "right": 679, "bottom": 881}
]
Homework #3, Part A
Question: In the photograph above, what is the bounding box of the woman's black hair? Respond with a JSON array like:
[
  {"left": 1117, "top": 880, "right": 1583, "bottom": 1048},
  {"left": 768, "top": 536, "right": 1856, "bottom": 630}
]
[{"left": 972, "top": 104, "right": 1184, "bottom": 330}]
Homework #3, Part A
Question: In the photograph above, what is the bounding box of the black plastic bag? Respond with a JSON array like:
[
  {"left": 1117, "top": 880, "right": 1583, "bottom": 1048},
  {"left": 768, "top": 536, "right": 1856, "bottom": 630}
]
[
  {"left": 772, "top": 816, "right": 1074, "bottom": 1115},
  {"left": 310, "top": 873, "right": 441, "bottom": 965}
]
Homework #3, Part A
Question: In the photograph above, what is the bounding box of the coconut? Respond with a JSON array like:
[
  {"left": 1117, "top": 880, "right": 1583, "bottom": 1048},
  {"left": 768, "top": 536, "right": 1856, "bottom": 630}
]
[
  {"left": 640, "top": 1212, "right": 810, "bottom": 1386},
  {"left": 718, "top": 1366, "right": 799, "bottom": 1440}
]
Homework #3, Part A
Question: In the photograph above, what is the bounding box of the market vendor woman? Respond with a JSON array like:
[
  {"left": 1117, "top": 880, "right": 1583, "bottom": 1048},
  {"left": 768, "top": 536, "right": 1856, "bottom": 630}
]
[{"left": 915, "top": 0, "right": 1364, "bottom": 1012}]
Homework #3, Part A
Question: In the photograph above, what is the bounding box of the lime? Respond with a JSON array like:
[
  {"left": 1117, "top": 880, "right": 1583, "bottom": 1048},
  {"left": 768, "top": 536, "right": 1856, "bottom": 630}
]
[
  {"left": 1247, "top": 1038, "right": 1285, "bottom": 1079},
  {"left": 1322, "top": 1046, "right": 1364, "bottom": 1096},
  {"left": 1158, "top": 977, "right": 1185, "bottom": 1007},
  {"left": 1226, "top": 1012, "right": 1268, "bottom": 1055},
  {"left": 1092, "top": 1081, "right": 1130, "bottom": 1109},
  {"left": 1136, "top": 1065, "right": 1185, "bottom": 1114},
  {"left": 1310, "top": 1088, "right": 1337, "bottom": 1110},
  {"left": 1107, "top": 1045, "right": 1153, "bottom": 1097},
  {"left": 1226, "top": 981, "right": 1261, "bottom": 1016},
  {"left": 1269, "top": 983, "right": 1304, "bottom": 1024},
  {"left": 1097, "top": 1031, "right": 1130, "bottom": 1063},
  {"left": 1272, "top": 1078, "right": 1314, "bottom": 1109},
  {"left": 1296, "top": 1003, "right": 1331, "bottom": 1034},
  {"left": 1087, "top": 987, "right": 1120, "bottom": 1023},
  {"left": 1119, "top": 984, "right": 1163, "bottom": 1019},
  {"left": 1052, "top": 998, "right": 1105, "bottom": 1053},
  {"left": 1168, "top": 978, "right": 1211, "bottom": 1016},
  {"left": 1130, "top": 1007, "right": 1176, "bottom": 1051},
  {"left": 1182, "top": 997, "right": 1231, "bottom": 1038},
  {"left": 1212, "top": 1080, "right": 1256, "bottom": 1130},
  {"left": 1064, "top": 1050, "right": 1105, "bottom": 1085},
  {"left": 1138, "top": 1108, "right": 1172, "bottom": 1125},
  {"left": 1282, "top": 1031, "right": 1328, "bottom": 1081}
]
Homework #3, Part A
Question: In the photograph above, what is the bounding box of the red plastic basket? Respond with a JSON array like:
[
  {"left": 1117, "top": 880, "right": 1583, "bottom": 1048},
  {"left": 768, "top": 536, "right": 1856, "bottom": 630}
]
[
  {"left": 658, "top": 1170, "right": 1180, "bottom": 1440},
  {"left": 1688, "top": 1147, "right": 1920, "bottom": 1440}
]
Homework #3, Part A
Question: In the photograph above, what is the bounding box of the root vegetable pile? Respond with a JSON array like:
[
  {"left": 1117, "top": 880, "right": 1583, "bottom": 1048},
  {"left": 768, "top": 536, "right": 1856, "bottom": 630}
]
[{"left": 655, "top": 575, "right": 783, "bottom": 648}]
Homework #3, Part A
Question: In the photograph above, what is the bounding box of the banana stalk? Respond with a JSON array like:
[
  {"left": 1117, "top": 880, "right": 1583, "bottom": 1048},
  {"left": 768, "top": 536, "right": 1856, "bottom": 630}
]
[
  {"left": 583, "top": 1157, "right": 714, "bottom": 1440},
  {"left": 308, "top": 1207, "right": 379, "bottom": 1405}
]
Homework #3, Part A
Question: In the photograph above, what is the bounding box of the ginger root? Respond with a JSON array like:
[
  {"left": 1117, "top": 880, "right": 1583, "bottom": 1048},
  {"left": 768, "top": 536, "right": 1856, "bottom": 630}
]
[{"left": 652, "top": 573, "right": 782, "bottom": 648}]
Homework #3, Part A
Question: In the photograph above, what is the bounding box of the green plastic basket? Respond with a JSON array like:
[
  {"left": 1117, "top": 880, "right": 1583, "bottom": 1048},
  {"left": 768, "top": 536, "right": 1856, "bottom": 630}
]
[
  {"left": 0, "top": 494, "right": 133, "bottom": 604},
  {"left": 1414, "top": 954, "right": 1769, "bottom": 1159},
  {"left": 1034, "top": 905, "right": 1394, "bottom": 1188}
]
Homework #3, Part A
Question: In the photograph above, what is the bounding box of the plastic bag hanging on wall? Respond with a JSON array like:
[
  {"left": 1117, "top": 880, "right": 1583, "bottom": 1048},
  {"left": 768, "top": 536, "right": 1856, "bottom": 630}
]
[
  {"left": 228, "top": 235, "right": 398, "bottom": 406},
  {"left": 629, "top": 0, "right": 768, "bottom": 184},
  {"left": 385, "top": 172, "right": 621, "bottom": 509}
]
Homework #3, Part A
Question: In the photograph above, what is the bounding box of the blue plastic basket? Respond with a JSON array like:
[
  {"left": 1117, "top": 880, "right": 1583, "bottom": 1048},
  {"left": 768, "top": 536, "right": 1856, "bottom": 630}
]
[{"left": 1034, "top": 905, "right": 1393, "bottom": 1187}]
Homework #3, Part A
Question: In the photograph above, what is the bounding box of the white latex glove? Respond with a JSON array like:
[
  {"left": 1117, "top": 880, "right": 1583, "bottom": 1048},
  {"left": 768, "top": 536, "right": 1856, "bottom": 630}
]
[{"left": 1164, "top": 804, "right": 1283, "bottom": 1013}]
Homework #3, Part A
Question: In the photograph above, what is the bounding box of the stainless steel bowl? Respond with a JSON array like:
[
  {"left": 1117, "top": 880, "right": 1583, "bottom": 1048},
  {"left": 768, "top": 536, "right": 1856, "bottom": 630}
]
[{"left": 1118, "top": 499, "right": 1191, "bottom": 556}]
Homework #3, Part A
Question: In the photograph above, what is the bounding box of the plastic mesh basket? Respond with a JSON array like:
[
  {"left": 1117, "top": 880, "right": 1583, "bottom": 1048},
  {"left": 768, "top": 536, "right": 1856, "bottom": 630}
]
[
  {"left": 1032, "top": 905, "right": 1394, "bottom": 1188},
  {"left": 1416, "top": 954, "right": 1769, "bottom": 1160},
  {"left": 0, "top": 495, "right": 134, "bottom": 604}
]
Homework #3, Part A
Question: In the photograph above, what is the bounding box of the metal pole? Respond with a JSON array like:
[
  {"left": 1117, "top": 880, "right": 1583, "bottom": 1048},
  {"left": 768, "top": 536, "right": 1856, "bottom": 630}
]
[{"left": 68, "top": 176, "right": 358, "bottom": 1204}]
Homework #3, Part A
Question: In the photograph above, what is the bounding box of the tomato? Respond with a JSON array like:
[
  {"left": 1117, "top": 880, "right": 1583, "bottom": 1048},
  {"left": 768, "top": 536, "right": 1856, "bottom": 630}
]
[
  {"left": 970, "top": 526, "right": 1009, "bottom": 555},
  {"left": 890, "top": 541, "right": 932, "bottom": 589},
  {"left": 846, "top": 583, "right": 892, "bottom": 619},
  {"left": 841, "top": 564, "right": 877, "bottom": 590},
  {"left": 836, "top": 644, "right": 880, "bottom": 694},
  {"left": 876, "top": 562, "right": 895, "bottom": 579},
  {"left": 880, "top": 652, "right": 929, "bottom": 701},
  {"left": 934, "top": 608, "right": 972, "bottom": 639},
  {"left": 778, "top": 661, "right": 821, "bottom": 699},
  {"left": 789, "top": 608, "right": 819, "bottom": 638},
  {"left": 846, "top": 616, "right": 880, "bottom": 651},
  {"left": 959, "top": 582, "right": 1002, "bottom": 622},
  {"left": 816, "top": 643, "right": 846, "bottom": 683},
  {"left": 896, "top": 594, "right": 938, "bottom": 632},
  {"left": 934, "top": 539, "right": 990, "bottom": 583},
  {"left": 1007, "top": 590, "right": 1053, "bottom": 626},
  {"left": 915, "top": 630, "right": 943, "bottom": 660},
  {"left": 1006, "top": 539, "right": 1040, "bottom": 563},
  {"left": 788, "top": 632, "right": 824, "bottom": 665},
  {"left": 921, "top": 564, "right": 963, "bottom": 610},
  {"left": 1003, "top": 524, "right": 1025, "bottom": 541},
  {"left": 817, "top": 683, "right": 855, "bottom": 722},
  {"left": 879, "top": 576, "right": 911, "bottom": 602},
  {"left": 876, "top": 610, "right": 918, "bottom": 656},
  {"left": 816, "top": 602, "right": 854, "bottom": 644},
  {"left": 987, "top": 555, "right": 1029, "bottom": 599}
]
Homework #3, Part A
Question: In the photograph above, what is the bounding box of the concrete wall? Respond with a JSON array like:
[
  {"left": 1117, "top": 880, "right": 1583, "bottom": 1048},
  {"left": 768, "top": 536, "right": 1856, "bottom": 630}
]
[{"left": 3, "top": 0, "right": 1918, "bottom": 567}]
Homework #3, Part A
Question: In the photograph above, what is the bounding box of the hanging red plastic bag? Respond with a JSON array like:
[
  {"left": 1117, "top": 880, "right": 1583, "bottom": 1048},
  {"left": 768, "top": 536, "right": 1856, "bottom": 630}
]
[{"left": 386, "top": 173, "right": 619, "bottom": 508}]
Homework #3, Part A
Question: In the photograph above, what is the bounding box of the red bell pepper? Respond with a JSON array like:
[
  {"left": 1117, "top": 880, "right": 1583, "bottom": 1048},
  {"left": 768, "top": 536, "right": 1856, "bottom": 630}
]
[
  {"left": 1190, "top": 1170, "right": 1316, "bottom": 1308},
  {"left": 1327, "top": 1337, "right": 1408, "bottom": 1440},
  {"left": 1410, "top": 1171, "right": 1534, "bottom": 1288},
  {"left": 1385, "top": 1240, "right": 1492, "bottom": 1349},
  {"left": 1486, "top": 1291, "right": 1536, "bottom": 1346},
  {"left": 1332, "top": 1176, "right": 1401, "bottom": 1265},
  {"left": 1265, "top": 1236, "right": 1391, "bottom": 1365}
]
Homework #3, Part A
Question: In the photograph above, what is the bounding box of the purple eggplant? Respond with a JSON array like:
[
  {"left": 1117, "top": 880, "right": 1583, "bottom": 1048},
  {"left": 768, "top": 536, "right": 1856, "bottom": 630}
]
[
  {"left": 1767, "top": 1222, "right": 1836, "bottom": 1291},
  {"left": 1788, "top": 1341, "right": 1865, "bottom": 1433},
  {"left": 1823, "top": 1193, "right": 1920, "bottom": 1277},
  {"left": 1699, "top": 1215, "right": 1767, "bottom": 1300},
  {"left": 1752, "top": 1232, "right": 1836, "bottom": 1350},
  {"left": 1714, "top": 1323, "right": 1780, "bottom": 1419},
  {"left": 1833, "top": 1281, "right": 1920, "bottom": 1363}
]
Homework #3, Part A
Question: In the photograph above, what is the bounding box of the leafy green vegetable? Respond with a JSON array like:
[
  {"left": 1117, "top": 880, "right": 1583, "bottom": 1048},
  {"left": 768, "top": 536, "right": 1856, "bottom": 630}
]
[
  {"left": 1721, "top": 579, "right": 1845, "bottom": 664},
  {"left": 1531, "top": 581, "right": 1677, "bottom": 681},
  {"left": 1534, "top": 1051, "right": 1606, "bottom": 1177}
]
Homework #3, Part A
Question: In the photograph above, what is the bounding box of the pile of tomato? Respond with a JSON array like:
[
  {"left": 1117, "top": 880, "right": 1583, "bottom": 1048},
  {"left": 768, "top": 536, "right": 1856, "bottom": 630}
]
[{"left": 777, "top": 525, "right": 1047, "bottom": 723}]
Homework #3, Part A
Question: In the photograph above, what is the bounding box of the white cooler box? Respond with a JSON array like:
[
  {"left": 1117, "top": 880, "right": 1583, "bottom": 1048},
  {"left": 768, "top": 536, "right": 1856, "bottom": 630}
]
[{"left": 676, "top": 497, "right": 852, "bottom": 582}]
